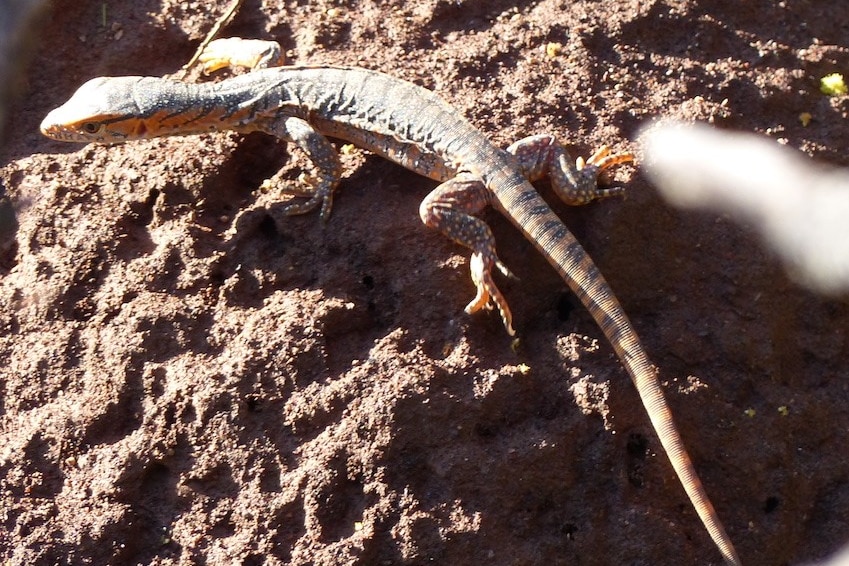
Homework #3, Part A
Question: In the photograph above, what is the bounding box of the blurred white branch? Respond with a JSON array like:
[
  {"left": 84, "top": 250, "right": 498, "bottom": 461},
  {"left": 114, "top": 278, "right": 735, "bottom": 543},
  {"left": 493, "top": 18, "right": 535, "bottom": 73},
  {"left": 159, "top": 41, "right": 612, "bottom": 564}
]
[
  {"left": 811, "top": 545, "right": 849, "bottom": 566},
  {"left": 640, "top": 121, "right": 849, "bottom": 295}
]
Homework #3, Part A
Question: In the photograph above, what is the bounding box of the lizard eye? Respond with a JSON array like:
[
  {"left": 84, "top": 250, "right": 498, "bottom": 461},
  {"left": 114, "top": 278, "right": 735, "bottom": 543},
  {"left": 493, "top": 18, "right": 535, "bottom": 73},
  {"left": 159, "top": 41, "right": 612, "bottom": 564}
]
[{"left": 82, "top": 122, "right": 102, "bottom": 134}]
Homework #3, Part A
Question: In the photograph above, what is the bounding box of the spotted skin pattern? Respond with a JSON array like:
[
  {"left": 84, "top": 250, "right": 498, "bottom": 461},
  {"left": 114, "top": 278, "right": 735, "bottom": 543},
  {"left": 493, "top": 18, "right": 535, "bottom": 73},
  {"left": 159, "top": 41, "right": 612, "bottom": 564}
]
[{"left": 40, "top": 38, "right": 741, "bottom": 565}]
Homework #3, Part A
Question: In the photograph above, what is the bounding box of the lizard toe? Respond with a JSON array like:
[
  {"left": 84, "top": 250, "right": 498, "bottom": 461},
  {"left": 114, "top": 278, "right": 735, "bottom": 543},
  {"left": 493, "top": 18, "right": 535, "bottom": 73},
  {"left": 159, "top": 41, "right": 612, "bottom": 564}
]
[
  {"left": 466, "top": 252, "right": 516, "bottom": 335},
  {"left": 265, "top": 174, "right": 336, "bottom": 220}
]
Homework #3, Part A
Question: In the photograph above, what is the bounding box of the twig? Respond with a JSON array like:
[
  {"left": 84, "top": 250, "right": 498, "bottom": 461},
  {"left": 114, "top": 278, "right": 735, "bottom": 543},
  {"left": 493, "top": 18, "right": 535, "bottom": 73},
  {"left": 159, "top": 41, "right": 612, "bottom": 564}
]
[{"left": 179, "top": 0, "right": 243, "bottom": 78}]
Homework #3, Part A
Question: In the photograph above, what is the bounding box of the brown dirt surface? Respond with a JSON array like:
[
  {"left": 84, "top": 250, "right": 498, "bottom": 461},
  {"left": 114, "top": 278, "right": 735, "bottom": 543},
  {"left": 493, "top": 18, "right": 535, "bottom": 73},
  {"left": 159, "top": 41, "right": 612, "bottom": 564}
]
[{"left": 2, "top": 1, "right": 849, "bottom": 565}]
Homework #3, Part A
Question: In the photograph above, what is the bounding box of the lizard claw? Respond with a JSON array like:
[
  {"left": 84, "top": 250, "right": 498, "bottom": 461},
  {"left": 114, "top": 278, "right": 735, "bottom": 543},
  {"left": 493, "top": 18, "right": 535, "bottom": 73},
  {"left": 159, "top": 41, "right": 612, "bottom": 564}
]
[
  {"left": 576, "top": 144, "right": 634, "bottom": 172},
  {"left": 466, "top": 252, "right": 516, "bottom": 336}
]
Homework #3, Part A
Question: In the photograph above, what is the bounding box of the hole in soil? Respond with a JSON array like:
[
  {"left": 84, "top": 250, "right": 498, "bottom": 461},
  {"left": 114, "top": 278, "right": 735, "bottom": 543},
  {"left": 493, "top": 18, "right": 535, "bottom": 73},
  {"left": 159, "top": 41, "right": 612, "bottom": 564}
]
[{"left": 763, "top": 496, "right": 780, "bottom": 514}]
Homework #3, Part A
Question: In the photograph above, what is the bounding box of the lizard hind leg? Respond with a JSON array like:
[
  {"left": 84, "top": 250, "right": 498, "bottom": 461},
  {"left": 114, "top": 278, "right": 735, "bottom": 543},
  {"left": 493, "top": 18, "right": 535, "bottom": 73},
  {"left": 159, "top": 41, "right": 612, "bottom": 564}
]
[
  {"left": 419, "top": 174, "right": 517, "bottom": 335},
  {"left": 507, "top": 134, "right": 633, "bottom": 206}
]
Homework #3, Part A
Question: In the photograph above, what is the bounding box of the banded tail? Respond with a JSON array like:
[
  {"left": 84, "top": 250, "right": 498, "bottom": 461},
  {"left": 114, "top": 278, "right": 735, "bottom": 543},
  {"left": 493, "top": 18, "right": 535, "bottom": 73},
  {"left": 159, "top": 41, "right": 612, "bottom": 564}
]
[{"left": 493, "top": 171, "right": 742, "bottom": 566}]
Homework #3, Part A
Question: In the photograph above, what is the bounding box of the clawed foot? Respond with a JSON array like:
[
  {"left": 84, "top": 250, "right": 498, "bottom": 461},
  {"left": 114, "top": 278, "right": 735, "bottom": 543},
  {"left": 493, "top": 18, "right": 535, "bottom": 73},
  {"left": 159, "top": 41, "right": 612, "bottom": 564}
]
[
  {"left": 465, "top": 252, "right": 518, "bottom": 336},
  {"left": 576, "top": 144, "right": 634, "bottom": 172},
  {"left": 263, "top": 172, "right": 336, "bottom": 221},
  {"left": 511, "top": 135, "right": 634, "bottom": 206},
  {"left": 198, "top": 38, "right": 285, "bottom": 73},
  {"left": 572, "top": 144, "right": 634, "bottom": 201}
]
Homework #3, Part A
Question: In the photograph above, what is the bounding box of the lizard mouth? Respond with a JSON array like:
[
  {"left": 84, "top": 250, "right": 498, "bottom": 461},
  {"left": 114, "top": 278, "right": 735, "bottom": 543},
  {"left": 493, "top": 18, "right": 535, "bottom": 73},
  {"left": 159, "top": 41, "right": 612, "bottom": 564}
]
[
  {"left": 40, "top": 123, "right": 73, "bottom": 141},
  {"left": 40, "top": 115, "right": 112, "bottom": 143},
  {"left": 40, "top": 112, "right": 83, "bottom": 142}
]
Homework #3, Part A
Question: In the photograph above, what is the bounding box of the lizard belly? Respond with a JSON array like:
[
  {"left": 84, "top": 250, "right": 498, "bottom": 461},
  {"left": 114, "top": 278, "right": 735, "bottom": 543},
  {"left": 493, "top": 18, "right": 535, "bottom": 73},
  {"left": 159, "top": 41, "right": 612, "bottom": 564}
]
[{"left": 312, "top": 116, "right": 456, "bottom": 182}]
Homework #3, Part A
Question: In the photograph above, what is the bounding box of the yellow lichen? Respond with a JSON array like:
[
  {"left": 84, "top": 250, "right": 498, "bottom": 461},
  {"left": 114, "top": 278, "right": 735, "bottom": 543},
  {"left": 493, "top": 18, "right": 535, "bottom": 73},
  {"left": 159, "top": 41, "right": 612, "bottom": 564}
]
[
  {"left": 545, "top": 42, "right": 564, "bottom": 58},
  {"left": 820, "top": 73, "right": 847, "bottom": 96}
]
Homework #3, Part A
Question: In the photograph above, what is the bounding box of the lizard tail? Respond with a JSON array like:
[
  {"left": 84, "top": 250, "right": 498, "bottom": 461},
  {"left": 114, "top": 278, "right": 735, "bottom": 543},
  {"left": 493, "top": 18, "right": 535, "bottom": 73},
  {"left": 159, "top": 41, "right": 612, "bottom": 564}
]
[
  {"left": 497, "top": 176, "right": 742, "bottom": 566},
  {"left": 577, "top": 267, "right": 742, "bottom": 566}
]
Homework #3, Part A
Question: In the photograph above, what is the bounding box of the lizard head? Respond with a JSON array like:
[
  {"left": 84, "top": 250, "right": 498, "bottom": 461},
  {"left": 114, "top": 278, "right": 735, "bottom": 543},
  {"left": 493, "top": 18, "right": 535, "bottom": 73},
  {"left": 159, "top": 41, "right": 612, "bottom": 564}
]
[{"left": 40, "top": 76, "right": 172, "bottom": 144}]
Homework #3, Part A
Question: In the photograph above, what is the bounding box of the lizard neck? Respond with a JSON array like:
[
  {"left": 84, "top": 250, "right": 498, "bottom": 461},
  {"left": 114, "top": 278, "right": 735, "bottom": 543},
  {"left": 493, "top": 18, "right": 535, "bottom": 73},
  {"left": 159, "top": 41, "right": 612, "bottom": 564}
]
[{"left": 123, "top": 73, "right": 289, "bottom": 139}]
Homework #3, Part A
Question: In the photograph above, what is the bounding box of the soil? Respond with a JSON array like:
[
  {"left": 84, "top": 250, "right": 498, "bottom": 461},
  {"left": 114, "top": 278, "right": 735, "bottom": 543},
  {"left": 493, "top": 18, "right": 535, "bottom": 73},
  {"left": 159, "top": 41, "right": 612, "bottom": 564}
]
[{"left": 2, "top": 1, "right": 849, "bottom": 565}]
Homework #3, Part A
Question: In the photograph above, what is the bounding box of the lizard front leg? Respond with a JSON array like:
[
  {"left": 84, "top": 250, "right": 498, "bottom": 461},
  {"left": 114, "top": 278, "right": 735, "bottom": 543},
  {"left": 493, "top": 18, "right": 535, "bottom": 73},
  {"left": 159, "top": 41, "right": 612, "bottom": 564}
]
[
  {"left": 261, "top": 115, "right": 343, "bottom": 220},
  {"left": 191, "top": 40, "right": 341, "bottom": 219},
  {"left": 197, "top": 38, "right": 285, "bottom": 72},
  {"left": 508, "top": 134, "right": 633, "bottom": 205},
  {"left": 420, "top": 174, "right": 517, "bottom": 335}
]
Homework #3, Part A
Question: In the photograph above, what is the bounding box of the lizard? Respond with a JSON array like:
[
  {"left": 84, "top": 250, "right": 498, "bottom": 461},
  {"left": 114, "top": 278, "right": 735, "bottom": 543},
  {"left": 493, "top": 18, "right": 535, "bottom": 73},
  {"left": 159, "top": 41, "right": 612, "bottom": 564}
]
[{"left": 39, "top": 38, "right": 741, "bottom": 565}]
